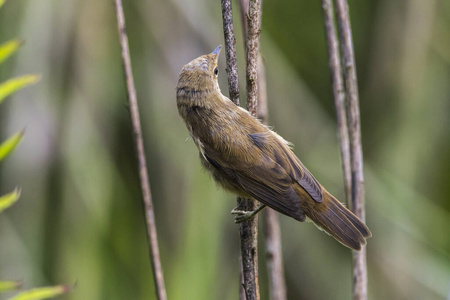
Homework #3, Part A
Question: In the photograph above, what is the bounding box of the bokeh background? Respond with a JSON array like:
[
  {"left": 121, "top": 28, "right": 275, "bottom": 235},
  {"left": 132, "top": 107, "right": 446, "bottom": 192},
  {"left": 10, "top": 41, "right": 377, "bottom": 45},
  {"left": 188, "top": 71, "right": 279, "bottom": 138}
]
[{"left": 1, "top": 0, "right": 450, "bottom": 299}]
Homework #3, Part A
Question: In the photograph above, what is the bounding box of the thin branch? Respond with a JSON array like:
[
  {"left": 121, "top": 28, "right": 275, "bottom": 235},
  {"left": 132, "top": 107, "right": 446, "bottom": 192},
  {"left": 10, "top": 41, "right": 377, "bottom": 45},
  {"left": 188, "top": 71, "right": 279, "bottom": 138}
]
[
  {"left": 256, "top": 55, "right": 268, "bottom": 124},
  {"left": 236, "top": 0, "right": 263, "bottom": 299},
  {"left": 333, "top": 0, "right": 368, "bottom": 299},
  {"left": 334, "top": 0, "right": 364, "bottom": 219},
  {"left": 221, "top": 0, "right": 240, "bottom": 105},
  {"left": 239, "top": 0, "right": 249, "bottom": 42},
  {"left": 263, "top": 209, "right": 287, "bottom": 300},
  {"left": 321, "top": 0, "right": 351, "bottom": 205},
  {"left": 219, "top": 2, "right": 247, "bottom": 299},
  {"left": 254, "top": 19, "right": 287, "bottom": 300},
  {"left": 113, "top": 1, "right": 167, "bottom": 300},
  {"left": 238, "top": 197, "right": 260, "bottom": 300},
  {"left": 237, "top": 1, "right": 286, "bottom": 299},
  {"left": 245, "top": 0, "right": 261, "bottom": 117},
  {"left": 259, "top": 58, "right": 287, "bottom": 300},
  {"left": 240, "top": 0, "right": 262, "bottom": 298},
  {"left": 222, "top": 1, "right": 275, "bottom": 299}
]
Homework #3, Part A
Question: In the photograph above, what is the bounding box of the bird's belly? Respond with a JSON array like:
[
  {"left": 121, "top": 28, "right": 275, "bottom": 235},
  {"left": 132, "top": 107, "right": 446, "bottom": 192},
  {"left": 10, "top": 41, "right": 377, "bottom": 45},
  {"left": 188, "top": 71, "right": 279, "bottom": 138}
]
[{"left": 199, "top": 152, "right": 250, "bottom": 198}]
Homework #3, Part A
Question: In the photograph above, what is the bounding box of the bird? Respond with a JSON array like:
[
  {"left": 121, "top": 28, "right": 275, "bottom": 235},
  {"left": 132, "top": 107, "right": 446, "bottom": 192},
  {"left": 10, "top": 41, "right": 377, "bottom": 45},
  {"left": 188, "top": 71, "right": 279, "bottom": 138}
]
[{"left": 176, "top": 45, "right": 371, "bottom": 250}]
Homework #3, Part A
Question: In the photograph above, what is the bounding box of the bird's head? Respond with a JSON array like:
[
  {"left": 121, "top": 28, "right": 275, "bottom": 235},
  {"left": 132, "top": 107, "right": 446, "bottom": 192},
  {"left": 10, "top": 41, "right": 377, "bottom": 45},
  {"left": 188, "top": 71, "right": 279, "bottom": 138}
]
[{"left": 176, "top": 45, "right": 222, "bottom": 96}]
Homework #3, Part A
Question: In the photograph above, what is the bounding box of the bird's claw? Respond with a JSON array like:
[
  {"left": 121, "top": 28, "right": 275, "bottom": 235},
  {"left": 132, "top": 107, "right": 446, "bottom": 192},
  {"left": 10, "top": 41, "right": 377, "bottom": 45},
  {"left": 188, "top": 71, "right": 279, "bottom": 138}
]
[
  {"left": 231, "top": 208, "right": 255, "bottom": 223},
  {"left": 231, "top": 207, "right": 259, "bottom": 223}
]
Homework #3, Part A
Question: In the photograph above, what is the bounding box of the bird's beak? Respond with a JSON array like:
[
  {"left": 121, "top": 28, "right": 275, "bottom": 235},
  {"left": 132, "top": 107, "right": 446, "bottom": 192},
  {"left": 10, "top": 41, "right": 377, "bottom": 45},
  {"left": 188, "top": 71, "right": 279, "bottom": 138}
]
[{"left": 211, "top": 45, "right": 222, "bottom": 62}]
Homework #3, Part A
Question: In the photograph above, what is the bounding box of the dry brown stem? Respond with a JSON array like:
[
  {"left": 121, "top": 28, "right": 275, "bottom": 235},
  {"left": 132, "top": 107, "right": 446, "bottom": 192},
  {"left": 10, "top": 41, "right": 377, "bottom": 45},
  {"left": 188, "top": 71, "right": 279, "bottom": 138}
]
[
  {"left": 237, "top": 0, "right": 263, "bottom": 299},
  {"left": 324, "top": 0, "right": 368, "bottom": 299},
  {"left": 113, "top": 1, "right": 167, "bottom": 299},
  {"left": 245, "top": 0, "right": 261, "bottom": 117},
  {"left": 321, "top": 0, "right": 352, "bottom": 205},
  {"left": 263, "top": 209, "right": 287, "bottom": 300},
  {"left": 221, "top": 0, "right": 241, "bottom": 105}
]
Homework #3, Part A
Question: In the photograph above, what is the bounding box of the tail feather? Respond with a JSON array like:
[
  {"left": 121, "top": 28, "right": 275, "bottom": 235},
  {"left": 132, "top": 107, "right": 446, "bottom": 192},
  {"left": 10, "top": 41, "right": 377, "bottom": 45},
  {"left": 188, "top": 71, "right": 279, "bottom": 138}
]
[
  {"left": 337, "top": 202, "right": 372, "bottom": 238},
  {"left": 301, "top": 190, "right": 371, "bottom": 251}
]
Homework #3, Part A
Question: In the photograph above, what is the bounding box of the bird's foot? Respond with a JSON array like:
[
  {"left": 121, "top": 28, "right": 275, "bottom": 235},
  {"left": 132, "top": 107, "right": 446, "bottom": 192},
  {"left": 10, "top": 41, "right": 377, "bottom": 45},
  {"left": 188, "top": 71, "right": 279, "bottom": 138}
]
[{"left": 231, "top": 204, "right": 266, "bottom": 223}]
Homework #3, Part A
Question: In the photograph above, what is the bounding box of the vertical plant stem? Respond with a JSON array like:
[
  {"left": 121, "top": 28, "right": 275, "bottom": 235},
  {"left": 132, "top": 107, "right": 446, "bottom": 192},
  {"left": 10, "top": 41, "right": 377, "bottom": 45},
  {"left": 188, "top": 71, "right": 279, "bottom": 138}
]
[
  {"left": 241, "top": 1, "right": 262, "bottom": 299},
  {"left": 238, "top": 197, "right": 260, "bottom": 300},
  {"left": 263, "top": 209, "right": 287, "bottom": 300},
  {"left": 221, "top": 0, "right": 240, "bottom": 105},
  {"left": 238, "top": 0, "right": 286, "bottom": 298},
  {"left": 222, "top": 1, "right": 277, "bottom": 299},
  {"left": 253, "top": 18, "right": 287, "bottom": 300},
  {"left": 113, "top": 1, "right": 167, "bottom": 299},
  {"left": 220, "top": 2, "right": 247, "bottom": 298},
  {"left": 239, "top": 0, "right": 249, "bottom": 42},
  {"left": 245, "top": 0, "right": 261, "bottom": 117},
  {"left": 333, "top": 0, "right": 367, "bottom": 299},
  {"left": 256, "top": 55, "right": 268, "bottom": 123},
  {"left": 321, "top": 0, "right": 352, "bottom": 205},
  {"left": 234, "top": 0, "right": 263, "bottom": 299}
]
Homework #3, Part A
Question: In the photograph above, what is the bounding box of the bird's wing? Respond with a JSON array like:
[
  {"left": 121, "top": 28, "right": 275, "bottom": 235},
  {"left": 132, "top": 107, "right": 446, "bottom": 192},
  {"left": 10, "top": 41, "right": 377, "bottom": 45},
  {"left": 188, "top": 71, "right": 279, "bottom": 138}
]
[
  {"left": 248, "top": 131, "right": 323, "bottom": 203},
  {"left": 203, "top": 131, "right": 323, "bottom": 221},
  {"left": 204, "top": 149, "right": 305, "bottom": 220}
]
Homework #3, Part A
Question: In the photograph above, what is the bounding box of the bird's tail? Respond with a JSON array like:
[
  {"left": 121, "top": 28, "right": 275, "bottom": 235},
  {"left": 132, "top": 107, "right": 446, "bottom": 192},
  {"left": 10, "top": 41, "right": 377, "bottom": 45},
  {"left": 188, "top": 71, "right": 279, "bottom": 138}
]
[{"left": 303, "top": 190, "right": 371, "bottom": 251}]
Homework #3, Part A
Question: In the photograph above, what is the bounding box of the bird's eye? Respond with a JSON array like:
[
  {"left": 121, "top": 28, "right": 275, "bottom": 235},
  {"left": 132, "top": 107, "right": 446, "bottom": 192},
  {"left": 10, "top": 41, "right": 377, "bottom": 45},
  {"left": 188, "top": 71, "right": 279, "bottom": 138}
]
[{"left": 214, "top": 67, "right": 219, "bottom": 76}]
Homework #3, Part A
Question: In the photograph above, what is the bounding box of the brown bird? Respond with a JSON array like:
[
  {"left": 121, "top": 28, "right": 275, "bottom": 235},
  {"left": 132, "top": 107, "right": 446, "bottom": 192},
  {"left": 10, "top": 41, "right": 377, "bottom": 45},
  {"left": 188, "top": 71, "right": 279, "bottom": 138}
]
[{"left": 176, "top": 45, "right": 371, "bottom": 250}]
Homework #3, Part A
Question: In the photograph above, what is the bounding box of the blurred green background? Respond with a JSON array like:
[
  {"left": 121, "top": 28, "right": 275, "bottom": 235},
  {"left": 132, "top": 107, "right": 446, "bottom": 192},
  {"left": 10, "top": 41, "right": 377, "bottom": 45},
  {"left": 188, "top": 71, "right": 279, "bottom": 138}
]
[{"left": 1, "top": 0, "right": 449, "bottom": 299}]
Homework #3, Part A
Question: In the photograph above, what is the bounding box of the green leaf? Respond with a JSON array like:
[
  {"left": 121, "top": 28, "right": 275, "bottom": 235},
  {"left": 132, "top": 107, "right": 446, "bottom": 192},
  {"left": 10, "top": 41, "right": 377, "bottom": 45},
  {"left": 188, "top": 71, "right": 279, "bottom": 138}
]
[
  {"left": 0, "top": 39, "right": 23, "bottom": 64},
  {"left": 0, "top": 0, "right": 6, "bottom": 9},
  {"left": 0, "top": 130, "right": 25, "bottom": 161},
  {"left": 0, "top": 188, "right": 21, "bottom": 213},
  {"left": 8, "top": 285, "right": 71, "bottom": 300},
  {"left": 0, "top": 281, "right": 22, "bottom": 292},
  {"left": 0, "top": 75, "right": 40, "bottom": 104}
]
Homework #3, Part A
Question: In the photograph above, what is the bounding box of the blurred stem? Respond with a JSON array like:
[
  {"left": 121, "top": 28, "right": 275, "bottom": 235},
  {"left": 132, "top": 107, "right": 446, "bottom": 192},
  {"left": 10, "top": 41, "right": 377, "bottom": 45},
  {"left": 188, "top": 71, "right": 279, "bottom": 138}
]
[
  {"left": 239, "top": 0, "right": 249, "bottom": 42},
  {"left": 321, "top": 0, "right": 351, "bottom": 206},
  {"left": 254, "top": 55, "right": 287, "bottom": 300},
  {"left": 331, "top": 0, "right": 368, "bottom": 299},
  {"left": 256, "top": 55, "right": 268, "bottom": 123},
  {"left": 113, "top": 1, "right": 167, "bottom": 300},
  {"left": 263, "top": 209, "right": 287, "bottom": 300},
  {"left": 42, "top": 141, "right": 63, "bottom": 283}
]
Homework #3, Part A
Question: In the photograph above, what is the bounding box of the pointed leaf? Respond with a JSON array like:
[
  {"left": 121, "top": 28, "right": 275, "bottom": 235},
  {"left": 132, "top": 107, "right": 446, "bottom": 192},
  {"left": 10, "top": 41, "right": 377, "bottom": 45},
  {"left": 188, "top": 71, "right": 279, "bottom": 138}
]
[
  {"left": 8, "top": 285, "right": 71, "bottom": 300},
  {"left": 0, "top": 188, "right": 21, "bottom": 213},
  {"left": 0, "top": 281, "right": 22, "bottom": 292},
  {"left": 0, "top": 39, "right": 23, "bottom": 64},
  {"left": 0, "top": 130, "right": 25, "bottom": 161},
  {"left": 0, "top": 75, "right": 40, "bottom": 104}
]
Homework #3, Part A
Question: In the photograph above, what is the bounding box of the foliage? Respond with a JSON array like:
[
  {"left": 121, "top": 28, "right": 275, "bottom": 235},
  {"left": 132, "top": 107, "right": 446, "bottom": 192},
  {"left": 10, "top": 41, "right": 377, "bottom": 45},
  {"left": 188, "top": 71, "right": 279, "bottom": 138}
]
[
  {"left": 0, "top": 2, "right": 70, "bottom": 300},
  {"left": 7, "top": 285, "right": 72, "bottom": 300},
  {"left": 0, "top": 74, "right": 40, "bottom": 104},
  {"left": 0, "top": 187, "right": 20, "bottom": 213},
  {"left": 0, "top": 281, "right": 22, "bottom": 292},
  {"left": 0, "top": 39, "right": 22, "bottom": 65},
  {"left": 0, "top": 20, "right": 32, "bottom": 211},
  {"left": 0, "top": 129, "right": 24, "bottom": 162}
]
